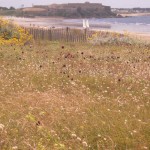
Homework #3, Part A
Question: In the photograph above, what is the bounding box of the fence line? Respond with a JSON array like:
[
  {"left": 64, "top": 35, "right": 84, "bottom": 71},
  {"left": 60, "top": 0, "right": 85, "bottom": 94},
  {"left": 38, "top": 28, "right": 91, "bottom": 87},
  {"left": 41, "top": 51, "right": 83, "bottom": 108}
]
[{"left": 23, "top": 27, "right": 94, "bottom": 43}]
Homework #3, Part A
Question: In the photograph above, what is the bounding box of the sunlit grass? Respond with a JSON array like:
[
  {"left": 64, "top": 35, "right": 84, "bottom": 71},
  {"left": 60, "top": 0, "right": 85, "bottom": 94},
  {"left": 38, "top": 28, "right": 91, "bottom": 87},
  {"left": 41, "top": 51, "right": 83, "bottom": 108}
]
[{"left": 0, "top": 41, "right": 150, "bottom": 149}]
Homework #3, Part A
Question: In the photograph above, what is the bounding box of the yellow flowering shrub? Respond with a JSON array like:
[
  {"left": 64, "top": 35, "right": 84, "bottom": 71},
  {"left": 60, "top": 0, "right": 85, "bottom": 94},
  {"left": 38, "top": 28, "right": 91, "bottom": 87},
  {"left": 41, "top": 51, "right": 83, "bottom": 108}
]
[{"left": 0, "top": 18, "right": 32, "bottom": 45}]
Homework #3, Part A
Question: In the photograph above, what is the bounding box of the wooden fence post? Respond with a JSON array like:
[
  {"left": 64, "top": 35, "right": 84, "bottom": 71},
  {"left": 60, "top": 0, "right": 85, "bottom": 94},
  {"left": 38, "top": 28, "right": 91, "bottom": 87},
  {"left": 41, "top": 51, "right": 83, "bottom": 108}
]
[
  {"left": 48, "top": 29, "right": 52, "bottom": 41},
  {"left": 66, "top": 27, "right": 69, "bottom": 42},
  {"left": 84, "top": 28, "right": 87, "bottom": 42}
]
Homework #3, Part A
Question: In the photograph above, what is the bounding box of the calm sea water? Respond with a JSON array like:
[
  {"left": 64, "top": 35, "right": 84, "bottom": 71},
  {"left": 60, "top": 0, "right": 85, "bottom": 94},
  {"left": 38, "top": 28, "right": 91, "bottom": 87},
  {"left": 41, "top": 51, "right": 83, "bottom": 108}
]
[{"left": 65, "top": 16, "right": 150, "bottom": 34}]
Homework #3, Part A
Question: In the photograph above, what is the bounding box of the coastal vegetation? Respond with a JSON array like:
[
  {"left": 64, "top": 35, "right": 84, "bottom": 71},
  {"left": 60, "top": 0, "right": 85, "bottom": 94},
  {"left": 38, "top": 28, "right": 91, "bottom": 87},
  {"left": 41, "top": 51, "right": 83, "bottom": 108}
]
[
  {"left": 0, "top": 18, "right": 32, "bottom": 45},
  {"left": 0, "top": 19, "right": 150, "bottom": 149},
  {"left": 0, "top": 7, "right": 21, "bottom": 16}
]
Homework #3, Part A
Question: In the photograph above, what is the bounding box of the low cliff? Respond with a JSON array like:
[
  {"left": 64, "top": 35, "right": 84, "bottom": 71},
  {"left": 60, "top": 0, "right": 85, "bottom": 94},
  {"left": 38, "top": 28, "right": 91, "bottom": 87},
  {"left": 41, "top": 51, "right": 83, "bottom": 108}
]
[{"left": 22, "top": 2, "right": 117, "bottom": 18}]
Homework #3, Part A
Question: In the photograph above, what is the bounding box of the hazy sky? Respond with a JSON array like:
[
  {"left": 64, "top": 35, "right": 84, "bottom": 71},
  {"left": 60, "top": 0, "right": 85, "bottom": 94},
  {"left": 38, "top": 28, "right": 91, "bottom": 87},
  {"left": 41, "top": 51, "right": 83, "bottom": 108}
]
[{"left": 0, "top": 0, "right": 150, "bottom": 8}]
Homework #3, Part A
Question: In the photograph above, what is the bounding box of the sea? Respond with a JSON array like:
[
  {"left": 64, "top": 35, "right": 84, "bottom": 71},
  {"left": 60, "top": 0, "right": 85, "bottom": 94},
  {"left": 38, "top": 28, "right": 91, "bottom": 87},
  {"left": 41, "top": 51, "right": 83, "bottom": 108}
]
[{"left": 64, "top": 16, "right": 150, "bottom": 34}]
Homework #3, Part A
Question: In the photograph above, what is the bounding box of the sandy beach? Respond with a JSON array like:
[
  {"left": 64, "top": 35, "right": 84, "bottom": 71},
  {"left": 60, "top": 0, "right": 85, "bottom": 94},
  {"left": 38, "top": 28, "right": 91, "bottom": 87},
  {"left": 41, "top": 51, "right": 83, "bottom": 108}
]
[
  {"left": 120, "top": 13, "right": 150, "bottom": 17},
  {"left": 132, "top": 33, "right": 150, "bottom": 42},
  {"left": 4, "top": 16, "right": 111, "bottom": 29},
  {"left": 128, "top": 33, "right": 150, "bottom": 42}
]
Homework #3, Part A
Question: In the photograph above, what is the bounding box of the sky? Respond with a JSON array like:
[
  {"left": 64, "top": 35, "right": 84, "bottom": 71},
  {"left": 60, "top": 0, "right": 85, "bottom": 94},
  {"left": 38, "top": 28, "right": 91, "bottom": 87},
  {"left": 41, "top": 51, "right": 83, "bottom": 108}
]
[{"left": 0, "top": 0, "right": 150, "bottom": 8}]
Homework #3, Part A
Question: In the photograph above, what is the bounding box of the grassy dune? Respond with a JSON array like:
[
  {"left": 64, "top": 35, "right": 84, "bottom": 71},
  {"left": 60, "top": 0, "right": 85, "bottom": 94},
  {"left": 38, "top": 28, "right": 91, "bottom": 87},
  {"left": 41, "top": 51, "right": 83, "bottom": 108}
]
[{"left": 0, "top": 41, "right": 150, "bottom": 149}]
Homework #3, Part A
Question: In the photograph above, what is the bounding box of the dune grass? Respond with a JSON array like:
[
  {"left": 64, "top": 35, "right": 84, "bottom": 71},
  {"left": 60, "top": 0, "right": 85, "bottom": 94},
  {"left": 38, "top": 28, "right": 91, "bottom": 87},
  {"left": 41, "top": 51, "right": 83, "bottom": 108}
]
[{"left": 0, "top": 41, "right": 150, "bottom": 149}]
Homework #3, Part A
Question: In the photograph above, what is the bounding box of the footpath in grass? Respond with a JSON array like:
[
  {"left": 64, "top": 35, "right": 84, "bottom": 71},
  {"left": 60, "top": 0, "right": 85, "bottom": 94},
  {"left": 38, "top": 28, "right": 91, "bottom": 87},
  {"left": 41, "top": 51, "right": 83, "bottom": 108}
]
[{"left": 0, "top": 41, "right": 150, "bottom": 149}]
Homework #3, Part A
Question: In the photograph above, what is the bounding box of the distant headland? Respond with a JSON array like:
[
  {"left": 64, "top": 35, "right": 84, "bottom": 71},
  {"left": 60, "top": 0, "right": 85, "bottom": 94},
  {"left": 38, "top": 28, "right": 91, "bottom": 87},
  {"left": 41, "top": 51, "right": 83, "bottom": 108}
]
[{"left": 0, "top": 2, "right": 118, "bottom": 18}]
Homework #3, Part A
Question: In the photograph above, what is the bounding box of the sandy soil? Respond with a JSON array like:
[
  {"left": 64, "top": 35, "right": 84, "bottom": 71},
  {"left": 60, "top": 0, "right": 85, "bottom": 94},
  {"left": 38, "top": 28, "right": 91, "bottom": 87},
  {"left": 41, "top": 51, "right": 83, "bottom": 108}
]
[{"left": 132, "top": 33, "right": 150, "bottom": 42}]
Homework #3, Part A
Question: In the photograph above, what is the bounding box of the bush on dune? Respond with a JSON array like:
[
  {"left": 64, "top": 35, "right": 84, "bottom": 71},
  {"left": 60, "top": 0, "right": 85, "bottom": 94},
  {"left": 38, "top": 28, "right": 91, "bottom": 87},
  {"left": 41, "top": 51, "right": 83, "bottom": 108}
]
[
  {"left": 0, "top": 18, "right": 32, "bottom": 45},
  {"left": 88, "top": 30, "right": 149, "bottom": 46}
]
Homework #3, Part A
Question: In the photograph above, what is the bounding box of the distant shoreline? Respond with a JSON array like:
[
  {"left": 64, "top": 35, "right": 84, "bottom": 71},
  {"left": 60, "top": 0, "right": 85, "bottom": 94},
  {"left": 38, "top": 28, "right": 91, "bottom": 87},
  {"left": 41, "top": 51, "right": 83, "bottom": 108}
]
[
  {"left": 120, "top": 13, "right": 150, "bottom": 17},
  {"left": 3, "top": 16, "right": 112, "bottom": 29}
]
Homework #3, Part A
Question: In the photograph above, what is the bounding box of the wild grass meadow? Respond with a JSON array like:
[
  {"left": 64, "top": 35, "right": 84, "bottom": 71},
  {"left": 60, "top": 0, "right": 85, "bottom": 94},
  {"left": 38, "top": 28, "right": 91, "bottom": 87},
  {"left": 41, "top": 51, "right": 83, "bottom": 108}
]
[{"left": 0, "top": 18, "right": 150, "bottom": 149}]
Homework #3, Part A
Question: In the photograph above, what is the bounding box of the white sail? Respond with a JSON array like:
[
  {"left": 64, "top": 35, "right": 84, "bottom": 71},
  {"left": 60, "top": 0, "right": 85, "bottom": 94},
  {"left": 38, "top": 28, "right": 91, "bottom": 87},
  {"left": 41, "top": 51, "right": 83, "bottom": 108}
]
[
  {"left": 86, "top": 19, "right": 89, "bottom": 28},
  {"left": 83, "top": 19, "right": 86, "bottom": 28}
]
